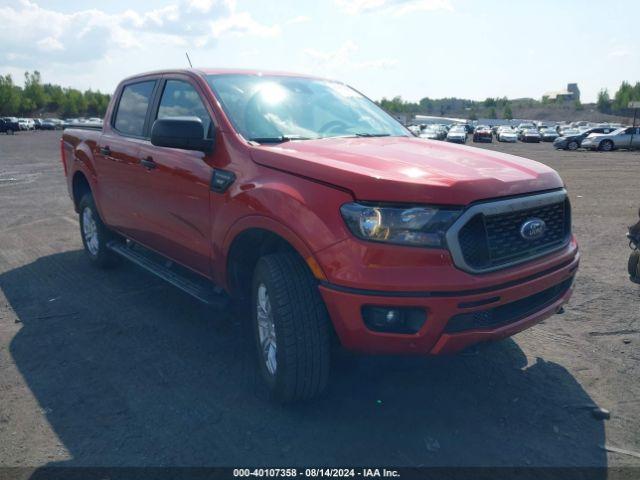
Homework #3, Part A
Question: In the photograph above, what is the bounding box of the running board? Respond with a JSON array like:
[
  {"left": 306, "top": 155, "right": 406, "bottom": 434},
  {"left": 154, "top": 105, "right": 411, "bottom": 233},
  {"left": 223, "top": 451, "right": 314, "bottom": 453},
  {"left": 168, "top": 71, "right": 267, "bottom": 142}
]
[{"left": 107, "top": 240, "right": 230, "bottom": 308}]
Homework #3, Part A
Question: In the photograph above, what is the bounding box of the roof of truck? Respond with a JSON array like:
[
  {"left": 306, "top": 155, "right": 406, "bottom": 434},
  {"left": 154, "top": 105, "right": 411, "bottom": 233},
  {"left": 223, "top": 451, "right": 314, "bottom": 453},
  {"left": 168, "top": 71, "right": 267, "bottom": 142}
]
[{"left": 121, "top": 68, "right": 328, "bottom": 83}]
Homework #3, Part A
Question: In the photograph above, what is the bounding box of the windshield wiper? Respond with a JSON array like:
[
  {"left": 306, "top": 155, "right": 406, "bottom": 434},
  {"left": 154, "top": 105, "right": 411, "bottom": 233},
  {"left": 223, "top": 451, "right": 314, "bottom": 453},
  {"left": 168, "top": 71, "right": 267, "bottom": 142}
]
[
  {"left": 248, "top": 135, "right": 314, "bottom": 144},
  {"left": 353, "top": 132, "right": 391, "bottom": 137}
]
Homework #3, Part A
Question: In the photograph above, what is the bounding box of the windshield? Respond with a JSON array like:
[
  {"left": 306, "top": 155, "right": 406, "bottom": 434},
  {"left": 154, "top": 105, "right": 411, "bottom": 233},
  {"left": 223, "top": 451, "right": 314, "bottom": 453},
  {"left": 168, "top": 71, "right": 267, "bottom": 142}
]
[
  {"left": 206, "top": 74, "right": 409, "bottom": 142},
  {"left": 449, "top": 126, "right": 465, "bottom": 133}
]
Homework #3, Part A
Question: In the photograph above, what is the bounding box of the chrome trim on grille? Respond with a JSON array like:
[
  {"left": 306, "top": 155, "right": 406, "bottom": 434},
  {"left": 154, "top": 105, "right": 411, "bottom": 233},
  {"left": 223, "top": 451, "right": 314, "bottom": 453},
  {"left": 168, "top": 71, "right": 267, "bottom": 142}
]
[{"left": 446, "top": 189, "right": 569, "bottom": 274}]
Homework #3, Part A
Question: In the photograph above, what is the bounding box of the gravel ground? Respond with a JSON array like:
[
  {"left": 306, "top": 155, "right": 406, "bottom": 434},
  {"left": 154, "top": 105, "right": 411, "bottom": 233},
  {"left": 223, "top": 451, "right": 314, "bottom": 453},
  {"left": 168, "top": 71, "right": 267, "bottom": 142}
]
[{"left": 0, "top": 131, "right": 639, "bottom": 474}]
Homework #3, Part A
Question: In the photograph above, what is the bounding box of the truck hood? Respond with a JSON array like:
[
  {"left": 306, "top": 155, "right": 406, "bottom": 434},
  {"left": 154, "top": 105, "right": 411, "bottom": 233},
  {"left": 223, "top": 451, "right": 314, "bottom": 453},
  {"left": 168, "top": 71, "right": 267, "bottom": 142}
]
[{"left": 249, "top": 136, "right": 564, "bottom": 205}]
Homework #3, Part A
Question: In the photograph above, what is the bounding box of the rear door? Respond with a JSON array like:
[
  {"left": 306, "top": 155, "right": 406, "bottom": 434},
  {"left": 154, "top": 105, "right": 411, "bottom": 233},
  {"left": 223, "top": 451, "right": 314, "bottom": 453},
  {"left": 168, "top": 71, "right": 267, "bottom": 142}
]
[
  {"left": 95, "top": 79, "right": 159, "bottom": 233},
  {"left": 133, "top": 76, "right": 217, "bottom": 276}
]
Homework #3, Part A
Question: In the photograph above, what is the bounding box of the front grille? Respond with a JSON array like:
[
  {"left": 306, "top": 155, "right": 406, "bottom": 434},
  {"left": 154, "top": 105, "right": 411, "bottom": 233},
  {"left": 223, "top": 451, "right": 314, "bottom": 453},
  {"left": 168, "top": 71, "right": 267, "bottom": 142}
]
[
  {"left": 458, "top": 197, "right": 570, "bottom": 270},
  {"left": 445, "top": 276, "right": 573, "bottom": 333}
]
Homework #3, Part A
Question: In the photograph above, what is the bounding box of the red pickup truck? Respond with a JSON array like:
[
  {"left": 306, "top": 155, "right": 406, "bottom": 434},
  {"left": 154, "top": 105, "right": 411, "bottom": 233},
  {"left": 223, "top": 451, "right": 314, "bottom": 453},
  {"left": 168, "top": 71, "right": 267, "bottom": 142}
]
[{"left": 61, "top": 69, "right": 579, "bottom": 401}]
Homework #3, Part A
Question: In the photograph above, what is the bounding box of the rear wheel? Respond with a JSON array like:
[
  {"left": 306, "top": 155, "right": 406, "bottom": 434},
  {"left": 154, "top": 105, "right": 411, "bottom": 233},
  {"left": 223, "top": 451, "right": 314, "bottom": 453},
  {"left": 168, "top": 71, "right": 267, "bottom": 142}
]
[
  {"left": 78, "top": 193, "right": 119, "bottom": 268},
  {"left": 252, "top": 253, "right": 331, "bottom": 402},
  {"left": 567, "top": 140, "right": 578, "bottom": 151},
  {"left": 599, "top": 140, "right": 614, "bottom": 152}
]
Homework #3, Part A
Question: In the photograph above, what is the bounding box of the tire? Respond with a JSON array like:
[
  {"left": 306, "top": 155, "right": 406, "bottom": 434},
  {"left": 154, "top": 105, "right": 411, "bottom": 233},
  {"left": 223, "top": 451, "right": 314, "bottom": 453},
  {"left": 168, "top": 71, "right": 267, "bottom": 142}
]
[
  {"left": 567, "top": 141, "right": 578, "bottom": 151},
  {"left": 628, "top": 250, "right": 640, "bottom": 278},
  {"left": 599, "top": 140, "right": 613, "bottom": 152},
  {"left": 78, "top": 193, "right": 119, "bottom": 268},
  {"left": 252, "top": 253, "right": 331, "bottom": 402}
]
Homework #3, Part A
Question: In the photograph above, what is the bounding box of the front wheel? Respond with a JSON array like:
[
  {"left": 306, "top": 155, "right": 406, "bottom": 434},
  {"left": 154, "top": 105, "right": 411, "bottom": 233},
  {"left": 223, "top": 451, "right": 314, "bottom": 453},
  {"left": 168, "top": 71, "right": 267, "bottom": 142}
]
[
  {"left": 599, "top": 140, "right": 613, "bottom": 152},
  {"left": 629, "top": 250, "right": 640, "bottom": 279},
  {"left": 567, "top": 141, "right": 579, "bottom": 151},
  {"left": 252, "top": 253, "right": 331, "bottom": 402},
  {"left": 78, "top": 193, "right": 119, "bottom": 268}
]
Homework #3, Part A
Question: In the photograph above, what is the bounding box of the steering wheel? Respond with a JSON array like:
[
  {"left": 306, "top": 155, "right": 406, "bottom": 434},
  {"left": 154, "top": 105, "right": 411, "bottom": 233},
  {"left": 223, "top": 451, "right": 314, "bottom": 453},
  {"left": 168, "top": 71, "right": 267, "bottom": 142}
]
[{"left": 319, "top": 120, "right": 349, "bottom": 135}]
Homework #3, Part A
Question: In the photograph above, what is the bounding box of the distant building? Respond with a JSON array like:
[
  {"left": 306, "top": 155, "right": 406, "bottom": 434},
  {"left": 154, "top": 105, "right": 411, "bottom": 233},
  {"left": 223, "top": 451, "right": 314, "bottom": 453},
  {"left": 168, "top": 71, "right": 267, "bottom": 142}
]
[{"left": 542, "top": 83, "right": 580, "bottom": 103}]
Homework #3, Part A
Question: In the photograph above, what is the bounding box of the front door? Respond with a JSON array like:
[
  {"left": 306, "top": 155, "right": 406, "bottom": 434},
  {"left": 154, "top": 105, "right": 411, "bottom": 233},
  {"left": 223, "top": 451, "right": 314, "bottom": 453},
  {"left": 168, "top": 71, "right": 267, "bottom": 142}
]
[{"left": 134, "top": 77, "right": 217, "bottom": 276}]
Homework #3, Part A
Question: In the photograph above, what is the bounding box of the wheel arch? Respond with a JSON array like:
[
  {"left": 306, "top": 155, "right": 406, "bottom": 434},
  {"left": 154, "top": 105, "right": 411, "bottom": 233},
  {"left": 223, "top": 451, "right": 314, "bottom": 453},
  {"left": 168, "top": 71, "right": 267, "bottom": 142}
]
[
  {"left": 71, "top": 170, "right": 92, "bottom": 213},
  {"left": 223, "top": 217, "right": 326, "bottom": 300}
]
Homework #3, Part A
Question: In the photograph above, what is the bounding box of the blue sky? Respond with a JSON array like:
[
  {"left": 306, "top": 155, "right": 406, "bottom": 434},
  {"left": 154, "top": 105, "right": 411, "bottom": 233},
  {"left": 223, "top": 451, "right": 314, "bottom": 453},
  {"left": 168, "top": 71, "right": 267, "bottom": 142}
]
[{"left": 0, "top": 0, "right": 637, "bottom": 103}]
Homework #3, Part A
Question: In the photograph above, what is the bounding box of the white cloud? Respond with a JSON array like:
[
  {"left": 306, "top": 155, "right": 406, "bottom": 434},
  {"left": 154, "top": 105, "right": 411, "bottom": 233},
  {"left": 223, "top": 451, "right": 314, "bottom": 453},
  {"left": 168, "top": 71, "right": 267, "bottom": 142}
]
[
  {"left": 285, "top": 15, "right": 312, "bottom": 25},
  {"left": 36, "top": 36, "right": 64, "bottom": 52},
  {"left": 0, "top": 0, "right": 280, "bottom": 68},
  {"left": 609, "top": 48, "right": 631, "bottom": 58},
  {"left": 304, "top": 41, "right": 397, "bottom": 72},
  {"left": 211, "top": 12, "right": 281, "bottom": 38},
  {"left": 335, "top": 0, "right": 453, "bottom": 16},
  {"left": 354, "top": 58, "right": 398, "bottom": 69}
]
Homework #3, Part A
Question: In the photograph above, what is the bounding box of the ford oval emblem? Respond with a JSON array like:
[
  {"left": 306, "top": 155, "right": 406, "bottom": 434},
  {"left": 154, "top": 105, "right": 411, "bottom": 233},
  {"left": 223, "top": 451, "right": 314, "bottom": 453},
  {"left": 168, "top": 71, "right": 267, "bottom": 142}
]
[{"left": 520, "top": 218, "right": 546, "bottom": 240}]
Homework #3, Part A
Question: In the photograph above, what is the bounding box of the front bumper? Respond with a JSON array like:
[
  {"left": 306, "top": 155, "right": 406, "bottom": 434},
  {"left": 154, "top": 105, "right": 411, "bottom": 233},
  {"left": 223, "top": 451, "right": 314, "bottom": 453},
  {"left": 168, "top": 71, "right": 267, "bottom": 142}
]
[{"left": 318, "top": 240, "right": 579, "bottom": 355}]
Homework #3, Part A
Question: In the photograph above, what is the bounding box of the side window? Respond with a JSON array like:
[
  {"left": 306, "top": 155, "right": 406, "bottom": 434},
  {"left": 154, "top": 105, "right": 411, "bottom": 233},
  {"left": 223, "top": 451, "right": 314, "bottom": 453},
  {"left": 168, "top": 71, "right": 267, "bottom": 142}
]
[
  {"left": 157, "top": 80, "right": 212, "bottom": 138},
  {"left": 113, "top": 81, "right": 156, "bottom": 137}
]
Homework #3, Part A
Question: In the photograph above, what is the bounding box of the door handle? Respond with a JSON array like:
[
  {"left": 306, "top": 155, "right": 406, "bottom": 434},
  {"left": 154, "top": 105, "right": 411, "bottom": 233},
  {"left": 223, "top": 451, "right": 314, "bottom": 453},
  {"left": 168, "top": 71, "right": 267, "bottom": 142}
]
[
  {"left": 99, "top": 146, "right": 111, "bottom": 156},
  {"left": 140, "top": 157, "right": 157, "bottom": 170}
]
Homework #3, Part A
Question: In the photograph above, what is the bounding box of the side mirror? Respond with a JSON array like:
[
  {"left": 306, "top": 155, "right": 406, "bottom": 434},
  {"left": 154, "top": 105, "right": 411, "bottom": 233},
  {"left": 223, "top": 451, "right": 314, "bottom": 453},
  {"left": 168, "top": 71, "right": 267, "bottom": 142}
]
[{"left": 150, "top": 117, "right": 214, "bottom": 154}]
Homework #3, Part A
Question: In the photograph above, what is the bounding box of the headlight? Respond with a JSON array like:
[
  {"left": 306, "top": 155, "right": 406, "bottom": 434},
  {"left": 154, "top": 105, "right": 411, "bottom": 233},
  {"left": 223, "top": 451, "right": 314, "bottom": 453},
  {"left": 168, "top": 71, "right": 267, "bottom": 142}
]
[{"left": 340, "top": 202, "right": 462, "bottom": 247}]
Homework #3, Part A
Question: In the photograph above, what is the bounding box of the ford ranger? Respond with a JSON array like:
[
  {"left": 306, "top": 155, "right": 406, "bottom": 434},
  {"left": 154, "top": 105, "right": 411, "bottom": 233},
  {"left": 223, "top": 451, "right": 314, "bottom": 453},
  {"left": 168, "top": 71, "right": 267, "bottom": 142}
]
[{"left": 61, "top": 69, "right": 579, "bottom": 402}]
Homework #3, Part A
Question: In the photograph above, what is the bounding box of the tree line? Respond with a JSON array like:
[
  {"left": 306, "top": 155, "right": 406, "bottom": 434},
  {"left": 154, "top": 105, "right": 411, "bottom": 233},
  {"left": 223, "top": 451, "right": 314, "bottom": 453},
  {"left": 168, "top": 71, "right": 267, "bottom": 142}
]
[
  {"left": 378, "top": 81, "right": 639, "bottom": 120},
  {"left": 0, "top": 71, "right": 111, "bottom": 118},
  {"left": 377, "top": 95, "right": 528, "bottom": 120},
  {"left": 597, "top": 81, "right": 640, "bottom": 114}
]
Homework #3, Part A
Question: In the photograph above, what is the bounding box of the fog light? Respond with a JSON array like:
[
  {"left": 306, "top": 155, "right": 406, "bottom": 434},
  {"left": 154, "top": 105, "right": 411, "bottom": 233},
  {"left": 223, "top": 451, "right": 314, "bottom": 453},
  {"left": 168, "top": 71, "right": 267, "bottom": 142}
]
[{"left": 362, "top": 306, "right": 427, "bottom": 334}]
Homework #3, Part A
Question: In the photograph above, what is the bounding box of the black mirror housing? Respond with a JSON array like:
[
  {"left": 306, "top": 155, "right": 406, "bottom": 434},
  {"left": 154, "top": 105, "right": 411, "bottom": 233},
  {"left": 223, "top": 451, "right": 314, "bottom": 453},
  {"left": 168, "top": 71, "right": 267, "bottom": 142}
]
[{"left": 150, "top": 117, "right": 214, "bottom": 153}]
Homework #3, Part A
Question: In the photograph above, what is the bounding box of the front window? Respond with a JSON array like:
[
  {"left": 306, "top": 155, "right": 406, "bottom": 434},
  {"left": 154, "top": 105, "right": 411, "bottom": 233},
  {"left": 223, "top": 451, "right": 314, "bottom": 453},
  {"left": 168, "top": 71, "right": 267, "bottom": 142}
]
[{"left": 206, "top": 74, "right": 408, "bottom": 143}]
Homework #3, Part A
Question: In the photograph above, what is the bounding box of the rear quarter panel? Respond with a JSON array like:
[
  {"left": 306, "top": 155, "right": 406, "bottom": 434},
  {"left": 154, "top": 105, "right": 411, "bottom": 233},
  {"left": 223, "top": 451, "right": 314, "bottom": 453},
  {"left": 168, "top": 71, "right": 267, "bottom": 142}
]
[{"left": 62, "top": 128, "right": 102, "bottom": 209}]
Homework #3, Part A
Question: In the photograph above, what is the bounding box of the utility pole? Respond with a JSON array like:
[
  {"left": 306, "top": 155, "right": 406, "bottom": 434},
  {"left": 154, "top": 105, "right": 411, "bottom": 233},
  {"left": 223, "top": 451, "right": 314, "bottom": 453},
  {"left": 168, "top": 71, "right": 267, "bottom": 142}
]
[{"left": 629, "top": 101, "right": 640, "bottom": 147}]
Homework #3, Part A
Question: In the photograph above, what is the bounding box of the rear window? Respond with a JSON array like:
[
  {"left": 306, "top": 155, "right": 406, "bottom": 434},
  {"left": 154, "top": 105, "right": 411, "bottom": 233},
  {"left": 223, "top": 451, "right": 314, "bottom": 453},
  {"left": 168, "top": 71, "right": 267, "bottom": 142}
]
[{"left": 113, "top": 81, "right": 156, "bottom": 137}]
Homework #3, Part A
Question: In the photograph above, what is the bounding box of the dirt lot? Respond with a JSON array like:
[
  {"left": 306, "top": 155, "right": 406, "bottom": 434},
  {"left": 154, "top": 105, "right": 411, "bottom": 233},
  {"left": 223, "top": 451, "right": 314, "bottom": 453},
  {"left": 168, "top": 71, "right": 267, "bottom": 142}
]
[{"left": 0, "top": 131, "right": 639, "bottom": 473}]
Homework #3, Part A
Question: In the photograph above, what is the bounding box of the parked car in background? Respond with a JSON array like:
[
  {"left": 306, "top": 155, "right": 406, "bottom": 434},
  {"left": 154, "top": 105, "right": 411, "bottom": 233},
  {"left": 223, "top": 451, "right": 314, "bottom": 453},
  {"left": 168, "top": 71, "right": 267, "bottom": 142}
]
[
  {"left": 540, "top": 128, "right": 559, "bottom": 142},
  {"left": 433, "top": 124, "right": 449, "bottom": 140},
  {"left": 458, "top": 123, "right": 474, "bottom": 134},
  {"left": 446, "top": 125, "right": 467, "bottom": 143},
  {"left": 581, "top": 127, "right": 640, "bottom": 151},
  {"left": 519, "top": 128, "right": 541, "bottom": 143},
  {"left": 39, "top": 119, "right": 57, "bottom": 130},
  {"left": 407, "top": 125, "right": 421, "bottom": 136},
  {"left": 0, "top": 117, "right": 20, "bottom": 134},
  {"left": 497, "top": 126, "right": 518, "bottom": 143},
  {"left": 473, "top": 125, "right": 492, "bottom": 143},
  {"left": 419, "top": 126, "right": 441, "bottom": 140},
  {"left": 517, "top": 123, "right": 536, "bottom": 134},
  {"left": 553, "top": 126, "right": 616, "bottom": 151}
]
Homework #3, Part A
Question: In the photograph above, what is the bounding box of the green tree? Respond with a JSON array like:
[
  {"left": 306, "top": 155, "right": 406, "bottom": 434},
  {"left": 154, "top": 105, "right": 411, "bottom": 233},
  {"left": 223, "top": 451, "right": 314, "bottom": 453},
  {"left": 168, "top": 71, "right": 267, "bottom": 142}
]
[
  {"left": 484, "top": 97, "right": 496, "bottom": 107},
  {"left": 596, "top": 89, "right": 611, "bottom": 113},
  {"left": 503, "top": 104, "right": 513, "bottom": 120},
  {"left": 0, "top": 74, "right": 21, "bottom": 115},
  {"left": 23, "top": 71, "right": 47, "bottom": 110},
  {"left": 488, "top": 107, "right": 497, "bottom": 119}
]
